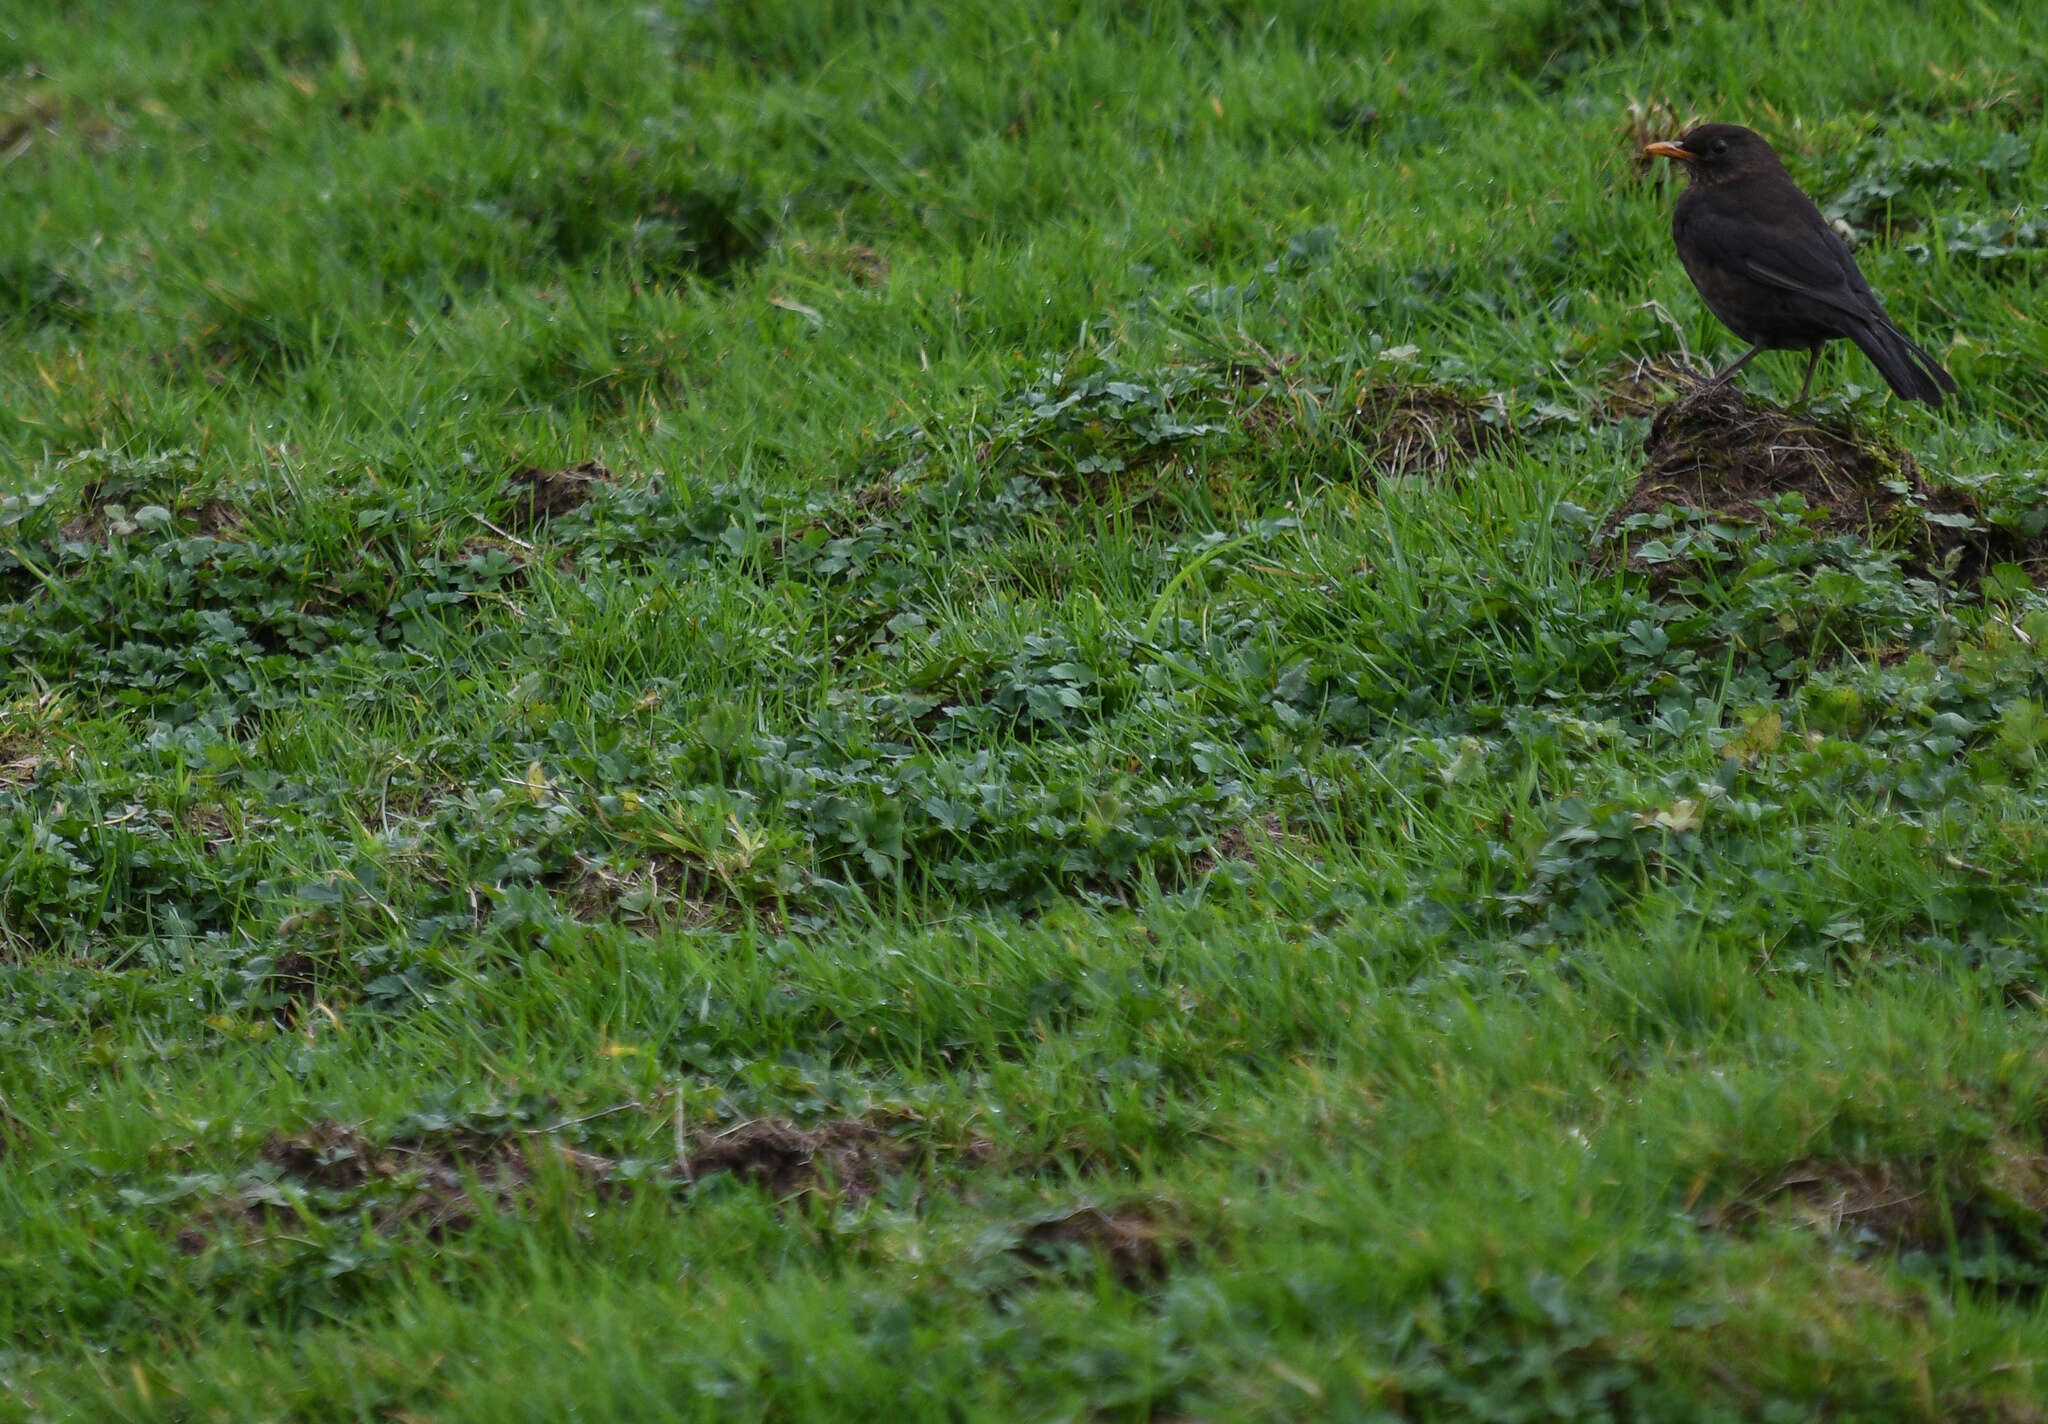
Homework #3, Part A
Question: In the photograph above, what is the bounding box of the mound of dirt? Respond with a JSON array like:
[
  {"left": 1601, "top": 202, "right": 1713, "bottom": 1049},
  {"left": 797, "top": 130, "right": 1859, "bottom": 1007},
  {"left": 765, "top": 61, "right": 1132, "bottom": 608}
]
[
  {"left": 1014, "top": 1204, "right": 1184, "bottom": 1289},
  {"left": 178, "top": 1120, "right": 538, "bottom": 1253},
  {"left": 1602, "top": 383, "right": 2005, "bottom": 577},
  {"left": 1187, "top": 811, "right": 1312, "bottom": 878},
  {"left": 1703, "top": 1158, "right": 1936, "bottom": 1246},
  {"left": 498, "top": 460, "right": 611, "bottom": 531},
  {"left": 1702, "top": 1146, "right": 2048, "bottom": 1283},
  {"left": 1351, "top": 379, "right": 1513, "bottom": 478},
  {"left": 681, "top": 1117, "right": 911, "bottom": 1199},
  {"left": 171, "top": 1111, "right": 931, "bottom": 1257}
]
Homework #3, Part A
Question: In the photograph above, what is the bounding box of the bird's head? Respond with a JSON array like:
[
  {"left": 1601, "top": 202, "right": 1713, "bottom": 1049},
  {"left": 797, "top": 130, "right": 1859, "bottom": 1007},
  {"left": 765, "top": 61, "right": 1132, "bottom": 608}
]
[{"left": 1643, "top": 123, "right": 1784, "bottom": 185}]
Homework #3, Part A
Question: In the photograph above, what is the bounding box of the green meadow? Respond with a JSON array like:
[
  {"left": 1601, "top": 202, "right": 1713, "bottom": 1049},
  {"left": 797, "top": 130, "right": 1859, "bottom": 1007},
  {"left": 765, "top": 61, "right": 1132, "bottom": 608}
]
[{"left": 5, "top": 1, "right": 2048, "bottom": 1418}]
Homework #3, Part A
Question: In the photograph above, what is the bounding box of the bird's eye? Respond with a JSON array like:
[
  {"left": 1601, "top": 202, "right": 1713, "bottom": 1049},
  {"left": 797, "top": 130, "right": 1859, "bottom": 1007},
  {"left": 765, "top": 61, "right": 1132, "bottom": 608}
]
[{"left": 1711, "top": 139, "right": 1728, "bottom": 155}]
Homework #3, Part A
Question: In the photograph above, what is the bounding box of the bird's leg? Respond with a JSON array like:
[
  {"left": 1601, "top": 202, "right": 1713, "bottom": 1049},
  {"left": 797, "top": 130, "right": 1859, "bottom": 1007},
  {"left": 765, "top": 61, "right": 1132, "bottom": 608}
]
[
  {"left": 1795, "top": 346, "right": 1821, "bottom": 405},
  {"left": 1707, "top": 343, "right": 1767, "bottom": 388}
]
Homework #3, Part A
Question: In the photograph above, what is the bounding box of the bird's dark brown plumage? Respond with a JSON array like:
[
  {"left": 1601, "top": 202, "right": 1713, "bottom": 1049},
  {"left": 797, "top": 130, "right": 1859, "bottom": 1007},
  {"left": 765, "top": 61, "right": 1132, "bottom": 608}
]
[{"left": 1644, "top": 123, "right": 1956, "bottom": 407}]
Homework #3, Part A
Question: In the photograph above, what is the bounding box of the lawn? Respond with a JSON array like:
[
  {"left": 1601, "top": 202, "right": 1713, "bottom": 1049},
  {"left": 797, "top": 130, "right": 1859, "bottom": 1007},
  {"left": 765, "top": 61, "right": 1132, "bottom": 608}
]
[{"left": 6, "top": 1, "right": 2048, "bottom": 1419}]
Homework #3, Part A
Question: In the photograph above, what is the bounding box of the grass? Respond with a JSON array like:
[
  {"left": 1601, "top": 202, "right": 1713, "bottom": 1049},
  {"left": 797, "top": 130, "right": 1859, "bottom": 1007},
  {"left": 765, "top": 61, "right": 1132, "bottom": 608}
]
[{"left": 6, "top": 0, "right": 2048, "bottom": 1418}]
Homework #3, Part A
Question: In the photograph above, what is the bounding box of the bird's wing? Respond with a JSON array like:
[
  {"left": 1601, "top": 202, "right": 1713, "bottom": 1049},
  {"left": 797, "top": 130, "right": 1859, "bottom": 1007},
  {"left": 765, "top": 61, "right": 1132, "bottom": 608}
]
[{"left": 1680, "top": 196, "right": 1879, "bottom": 322}]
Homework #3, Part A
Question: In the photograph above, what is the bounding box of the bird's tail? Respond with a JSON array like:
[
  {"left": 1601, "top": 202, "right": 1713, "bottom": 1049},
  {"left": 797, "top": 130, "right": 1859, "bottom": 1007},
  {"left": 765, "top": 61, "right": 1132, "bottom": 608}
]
[{"left": 1847, "top": 316, "right": 1958, "bottom": 407}]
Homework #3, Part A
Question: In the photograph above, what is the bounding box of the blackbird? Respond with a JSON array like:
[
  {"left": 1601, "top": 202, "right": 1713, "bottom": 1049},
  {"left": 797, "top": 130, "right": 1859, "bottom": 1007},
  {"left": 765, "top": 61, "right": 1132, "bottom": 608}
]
[{"left": 1644, "top": 123, "right": 1955, "bottom": 406}]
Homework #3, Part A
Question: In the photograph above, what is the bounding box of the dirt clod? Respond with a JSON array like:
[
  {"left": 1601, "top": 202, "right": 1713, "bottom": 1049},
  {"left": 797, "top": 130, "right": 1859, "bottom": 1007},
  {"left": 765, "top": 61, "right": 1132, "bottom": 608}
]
[
  {"left": 682, "top": 1118, "right": 910, "bottom": 1199},
  {"left": 260, "top": 1120, "right": 382, "bottom": 1188},
  {"left": 565, "top": 856, "right": 719, "bottom": 933},
  {"left": 1189, "top": 812, "right": 1306, "bottom": 877},
  {"left": 1707, "top": 1158, "right": 1936, "bottom": 1245},
  {"left": 1351, "top": 380, "right": 1512, "bottom": 478},
  {"left": 780, "top": 239, "right": 890, "bottom": 289},
  {"left": 262, "top": 950, "right": 322, "bottom": 1015},
  {"left": 1014, "top": 1204, "right": 1183, "bottom": 1289},
  {"left": 499, "top": 460, "right": 611, "bottom": 531},
  {"left": 1704, "top": 1143, "right": 2048, "bottom": 1287},
  {"left": 847, "top": 479, "right": 903, "bottom": 517},
  {"left": 187, "top": 499, "right": 248, "bottom": 537}
]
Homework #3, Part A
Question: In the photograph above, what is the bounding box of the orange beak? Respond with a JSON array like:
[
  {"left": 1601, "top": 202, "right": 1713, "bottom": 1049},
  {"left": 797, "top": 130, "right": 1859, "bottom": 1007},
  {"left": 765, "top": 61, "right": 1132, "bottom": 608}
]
[{"left": 1642, "top": 140, "right": 1691, "bottom": 163}]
